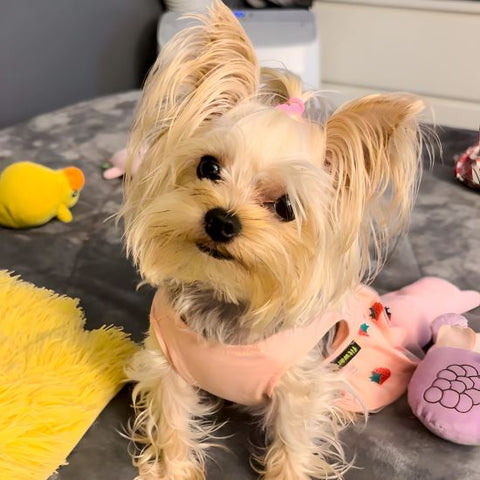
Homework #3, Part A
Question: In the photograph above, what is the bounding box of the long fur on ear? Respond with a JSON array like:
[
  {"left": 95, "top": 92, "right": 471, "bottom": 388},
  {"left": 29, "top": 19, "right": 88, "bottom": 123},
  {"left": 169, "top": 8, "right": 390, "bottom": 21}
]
[
  {"left": 129, "top": 0, "right": 259, "bottom": 155},
  {"left": 325, "top": 94, "right": 425, "bottom": 284}
]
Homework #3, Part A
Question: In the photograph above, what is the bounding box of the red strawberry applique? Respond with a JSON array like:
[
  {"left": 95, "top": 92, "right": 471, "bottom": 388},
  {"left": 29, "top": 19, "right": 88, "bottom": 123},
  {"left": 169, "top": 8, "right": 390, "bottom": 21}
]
[
  {"left": 369, "top": 302, "right": 384, "bottom": 321},
  {"left": 370, "top": 367, "right": 391, "bottom": 385}
]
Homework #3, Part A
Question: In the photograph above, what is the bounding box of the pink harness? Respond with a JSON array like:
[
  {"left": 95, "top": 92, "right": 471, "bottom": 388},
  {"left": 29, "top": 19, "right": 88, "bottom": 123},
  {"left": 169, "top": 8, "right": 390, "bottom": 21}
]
[{"left": 150, "top": 278, "right": 480, "bottom": 411}]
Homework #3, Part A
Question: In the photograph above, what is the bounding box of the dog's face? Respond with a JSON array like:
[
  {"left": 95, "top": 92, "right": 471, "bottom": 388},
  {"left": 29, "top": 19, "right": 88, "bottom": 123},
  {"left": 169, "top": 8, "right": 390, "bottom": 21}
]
[
  {"left": 123, "top": 1, "right": 423, "bottom": 332},
  {"left": 125, "top": 104, "right": 335, "bottom": 328}
]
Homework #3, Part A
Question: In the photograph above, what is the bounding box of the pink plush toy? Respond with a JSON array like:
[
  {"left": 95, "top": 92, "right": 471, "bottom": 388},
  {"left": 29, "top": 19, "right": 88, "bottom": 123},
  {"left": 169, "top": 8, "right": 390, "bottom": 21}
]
[
  {"left": 374, "top": 278, "right": 480, "bottom": 445},
  {"left": 102, "top": 148, "right": 144, "bottom": 180},
  {"left": 408, "top": 313, "right": 480, "bottom": 444}
]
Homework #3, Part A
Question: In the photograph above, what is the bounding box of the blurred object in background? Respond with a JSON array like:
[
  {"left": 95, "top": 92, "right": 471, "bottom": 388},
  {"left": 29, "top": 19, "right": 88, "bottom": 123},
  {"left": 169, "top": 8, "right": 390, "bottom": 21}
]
[
  {"left": 244, "top": 0, "right": 312, "bottom": 9},
  {"left": 158, "top": 6, "right": 320, "bottom": 89},
  {"left": 455, "top": 132, "right": 480, "bottom": 191},
  {"left": 162, "top": 0, "right": 313, "bottom": 11}
]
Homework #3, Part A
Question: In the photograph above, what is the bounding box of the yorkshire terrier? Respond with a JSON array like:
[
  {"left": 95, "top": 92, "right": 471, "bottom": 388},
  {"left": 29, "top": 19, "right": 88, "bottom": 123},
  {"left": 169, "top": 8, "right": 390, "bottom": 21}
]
[{"left": 121, "top": 2, "right": 428, "bottom": 478}]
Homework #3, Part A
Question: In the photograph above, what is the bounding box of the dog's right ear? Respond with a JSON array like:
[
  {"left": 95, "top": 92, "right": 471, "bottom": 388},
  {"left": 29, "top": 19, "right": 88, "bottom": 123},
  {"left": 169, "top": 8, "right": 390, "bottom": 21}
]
[{"left": 130, "top": 0, "right": 259, "bottom": 153}]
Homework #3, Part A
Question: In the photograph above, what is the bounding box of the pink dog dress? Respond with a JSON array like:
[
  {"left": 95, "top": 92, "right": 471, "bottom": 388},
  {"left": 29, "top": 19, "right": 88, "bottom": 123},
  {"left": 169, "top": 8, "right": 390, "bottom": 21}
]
[{"left": 150, "top": 277, "right": 480, "bottom": 412}]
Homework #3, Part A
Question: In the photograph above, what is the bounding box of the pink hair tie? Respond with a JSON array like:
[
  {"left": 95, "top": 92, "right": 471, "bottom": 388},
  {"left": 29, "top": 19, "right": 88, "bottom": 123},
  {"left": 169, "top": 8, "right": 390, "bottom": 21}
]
[{"left": 275, "top": 97, "right": 305, "bottom": 116}]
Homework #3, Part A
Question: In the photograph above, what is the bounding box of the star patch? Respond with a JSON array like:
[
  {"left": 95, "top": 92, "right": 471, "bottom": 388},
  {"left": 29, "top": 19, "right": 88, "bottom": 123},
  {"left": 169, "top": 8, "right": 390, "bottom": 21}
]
[
  {"left": 358, "top": 323, "right": 370, "bottom": 336},
  {"left": 370, "top": 367, "right": 391, "bottom": 385}
]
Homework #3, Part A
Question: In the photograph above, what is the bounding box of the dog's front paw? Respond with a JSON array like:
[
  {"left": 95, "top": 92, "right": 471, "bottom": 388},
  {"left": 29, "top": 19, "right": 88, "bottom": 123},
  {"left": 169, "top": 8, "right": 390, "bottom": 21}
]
[
  {"left": 262, "top": 448, "right": 343, "bottom": 480},
  {"left": 263, "top": 471, "right": 310, "bottom": 480},
  {"left": 263, "top": 463, "right": 311, "bottom": 480},
  {"left": 137, "top": 462, "right": 205, "bottom": 480}
]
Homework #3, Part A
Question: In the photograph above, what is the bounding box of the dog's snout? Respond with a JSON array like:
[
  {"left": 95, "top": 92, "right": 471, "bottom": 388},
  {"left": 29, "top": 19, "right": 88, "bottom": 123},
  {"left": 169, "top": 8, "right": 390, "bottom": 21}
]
[{"left": 204, "top": 208, "right": 242, "bottom": 243}]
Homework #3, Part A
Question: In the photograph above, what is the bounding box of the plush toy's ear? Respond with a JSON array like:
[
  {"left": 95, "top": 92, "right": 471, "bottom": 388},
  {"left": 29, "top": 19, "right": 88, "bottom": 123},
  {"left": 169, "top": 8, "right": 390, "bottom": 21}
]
[
  {"left": 325, "top": 94, "right": 425, "bottom": 279},
  {"left": 130, "top": 0, "right": 259, "bottom": 152}
]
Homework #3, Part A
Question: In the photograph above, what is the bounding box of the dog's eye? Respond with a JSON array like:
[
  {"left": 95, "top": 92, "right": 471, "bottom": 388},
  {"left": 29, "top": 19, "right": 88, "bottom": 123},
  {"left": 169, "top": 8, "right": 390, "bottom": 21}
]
[
  {"left": 197, "top": 155, "right": 221, "bottom": 181},
  {"left": 273, "top": 195, "right": 295, "bottom": 222}
]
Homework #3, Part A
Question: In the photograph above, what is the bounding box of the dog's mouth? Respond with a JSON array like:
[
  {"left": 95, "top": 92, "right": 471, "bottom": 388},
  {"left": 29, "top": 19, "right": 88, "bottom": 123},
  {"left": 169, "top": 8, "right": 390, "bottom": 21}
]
[{"left": 195, "top": 242, "right": 234, "bottom": 261}]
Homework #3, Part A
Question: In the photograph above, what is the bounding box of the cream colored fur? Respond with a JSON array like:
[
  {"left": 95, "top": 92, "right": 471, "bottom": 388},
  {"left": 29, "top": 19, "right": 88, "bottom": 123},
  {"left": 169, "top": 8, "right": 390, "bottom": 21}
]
[{"left": 122, "top": 1, "right": 425, "bottom": 478}]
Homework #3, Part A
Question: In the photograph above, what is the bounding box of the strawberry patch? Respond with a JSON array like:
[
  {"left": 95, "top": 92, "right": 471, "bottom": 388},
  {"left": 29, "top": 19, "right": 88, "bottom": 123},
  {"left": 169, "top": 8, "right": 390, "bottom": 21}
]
[{"left": 370, "top": 367, "right": 391, "bottom": 385}]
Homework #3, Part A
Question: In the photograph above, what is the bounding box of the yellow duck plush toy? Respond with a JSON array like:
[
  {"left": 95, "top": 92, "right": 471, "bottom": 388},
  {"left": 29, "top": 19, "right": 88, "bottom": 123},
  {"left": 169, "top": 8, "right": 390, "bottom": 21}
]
[{"left": 0, "top": 161, "right": 85, "bottom": 228}]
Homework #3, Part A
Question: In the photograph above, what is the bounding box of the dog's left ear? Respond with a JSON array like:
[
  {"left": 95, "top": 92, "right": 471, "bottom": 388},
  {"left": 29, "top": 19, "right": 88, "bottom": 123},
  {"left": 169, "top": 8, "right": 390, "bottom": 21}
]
[
  {"left": 324, "top": 94, "right": 424, "bottom": 276},
  {"left": 131, "top": 0, "right": 259, "bottom": 150}
]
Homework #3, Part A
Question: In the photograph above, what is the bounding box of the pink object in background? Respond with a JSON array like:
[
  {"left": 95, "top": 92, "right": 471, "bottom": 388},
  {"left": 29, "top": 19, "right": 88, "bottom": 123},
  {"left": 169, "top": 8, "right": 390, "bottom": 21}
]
[
  {"left": 455, "top": 137, "right": 480, "bottom": 191},
  {"left": 102, "top": 148, "right": 143, "bottom": 180}
]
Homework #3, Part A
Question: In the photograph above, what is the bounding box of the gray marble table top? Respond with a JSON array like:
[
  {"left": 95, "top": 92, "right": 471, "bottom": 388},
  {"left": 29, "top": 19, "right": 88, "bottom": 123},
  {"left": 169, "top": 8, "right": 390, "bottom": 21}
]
[{"left": 1, "top": 91, "right": 479, "bottom": 480}]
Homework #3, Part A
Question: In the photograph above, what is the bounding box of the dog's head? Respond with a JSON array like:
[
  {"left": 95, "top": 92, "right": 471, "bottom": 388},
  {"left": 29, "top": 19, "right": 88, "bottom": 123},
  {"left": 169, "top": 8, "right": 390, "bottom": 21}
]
[{"left": 122, "top": 1, "right": 424, "bottom": 333}]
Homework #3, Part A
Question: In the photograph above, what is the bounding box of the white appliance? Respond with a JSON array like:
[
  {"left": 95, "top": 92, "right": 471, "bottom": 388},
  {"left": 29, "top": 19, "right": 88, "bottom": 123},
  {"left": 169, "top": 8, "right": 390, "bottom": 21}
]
[{"left": 157, "top": 8, "right": 320, "bottom": 89}]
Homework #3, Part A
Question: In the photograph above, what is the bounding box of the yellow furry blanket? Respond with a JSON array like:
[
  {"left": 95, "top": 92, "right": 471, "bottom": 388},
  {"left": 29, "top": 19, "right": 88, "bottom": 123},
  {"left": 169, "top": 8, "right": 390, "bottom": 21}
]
[{"left": 0, "top": 271, "right": 138, "bottom": 479}]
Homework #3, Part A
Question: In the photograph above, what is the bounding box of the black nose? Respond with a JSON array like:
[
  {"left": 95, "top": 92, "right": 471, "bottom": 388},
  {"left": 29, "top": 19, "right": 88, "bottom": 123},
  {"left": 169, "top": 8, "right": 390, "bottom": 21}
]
[{"left": 204, "top": 208, "right": 242, "bottom": 243}]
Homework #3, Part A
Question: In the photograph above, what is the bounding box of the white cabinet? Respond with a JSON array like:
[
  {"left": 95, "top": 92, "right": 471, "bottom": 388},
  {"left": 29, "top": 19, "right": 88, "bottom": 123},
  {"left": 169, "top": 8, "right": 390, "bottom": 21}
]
[{"left": 313, "top": 0, "right": 480, "bottom": 128}]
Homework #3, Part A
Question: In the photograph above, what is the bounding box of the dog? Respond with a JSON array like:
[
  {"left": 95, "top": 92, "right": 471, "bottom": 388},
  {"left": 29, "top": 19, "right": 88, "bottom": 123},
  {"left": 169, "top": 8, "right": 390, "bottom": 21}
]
[{"left": 121, "top": 2, "right": 429, "bottom": 478}]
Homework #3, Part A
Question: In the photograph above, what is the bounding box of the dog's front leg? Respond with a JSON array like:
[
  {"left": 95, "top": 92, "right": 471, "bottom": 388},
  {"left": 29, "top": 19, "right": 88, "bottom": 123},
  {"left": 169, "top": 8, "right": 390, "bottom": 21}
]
[
  {"left": 260, "top": 359, "right": 350, "bottom": 480},
  {"left": 128, "top": 334, "right": 212, "bottom": 480}
]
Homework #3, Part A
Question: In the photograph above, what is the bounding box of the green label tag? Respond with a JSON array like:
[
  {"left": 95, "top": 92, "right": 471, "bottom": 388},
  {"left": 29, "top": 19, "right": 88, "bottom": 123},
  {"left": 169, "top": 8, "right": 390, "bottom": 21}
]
[{"left": 331, "top": 341, "right": 361, "bottom": 368}]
